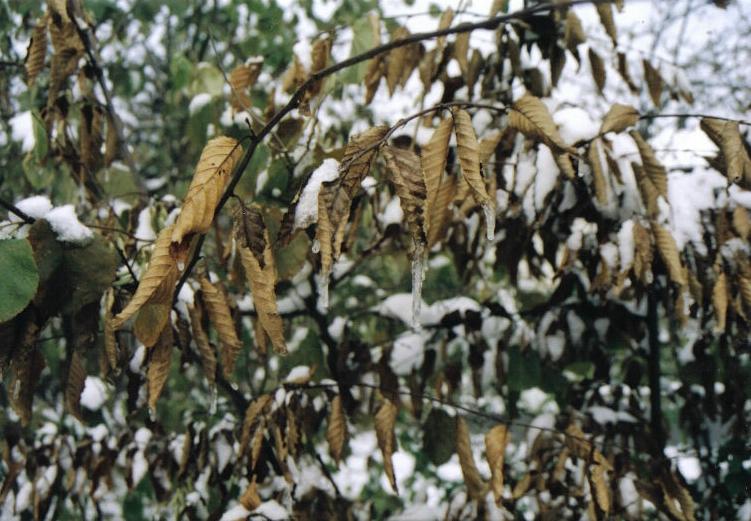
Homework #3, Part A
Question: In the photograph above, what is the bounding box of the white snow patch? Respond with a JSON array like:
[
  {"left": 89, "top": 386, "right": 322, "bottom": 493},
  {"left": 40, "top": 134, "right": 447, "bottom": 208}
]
[
  {"left": 219, "top": 504, "right": 251, "bottom": 521},
  {"left": 45, "top": 205, "right": 94, "bottom": 243},
  {"left": 14, "top": 196, "right": 52, "bottom": 220},
  {"left": 80, "top": 377, "right": 108, "bottom": 410},
  {"left": 254, "top": 500, "right": 289, "bottom": 520},
  {"left": 189, "top": 93, "right": 213, "bottom": 115},
  {"left": 10, "top": 111, "right": 36, "bottom": 152},
  {"left": 295, "top": 159, "right": 340, "bottom": 229},
  {"left": 390, "top": 332, "right": 425, "bottom": 376}
]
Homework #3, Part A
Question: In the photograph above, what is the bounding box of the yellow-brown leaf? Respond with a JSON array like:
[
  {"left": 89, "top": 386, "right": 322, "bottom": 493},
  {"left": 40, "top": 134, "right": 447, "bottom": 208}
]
[
  {"left": 453, "top": 109, "right": 493, "bottom": 208},
  {"left": 588, "top": 139, "right": 608, "bottom": 205},
  {"left": 564, "top": 10, "right": 586, "bottom": 53},
  {"left": 327, "top": 395, "right": 347, "bottom": 466},
  {"left": 508, "top": 93, "right": 574, "bottom": 153},
  {"left": 189, "top": 300, "right": 216, "bottom": 387},
  {"left": 713, "top": 269, "right": 728, "bottom": 333},
  {"left": 113, "top": 226, "right": 178, "bottom": 329},
  {"left": 631, "top": 131, "right": 668, "bottom": 198},
  {"left": 485, "top": 424, "right": 508, "bottom": 504},
  {"left": 456, "top": 416, "right": 487, "bottom": 499},
  {"left": 65, "top": 348, "right": 86, "bottom": 420},
  {"left": 427, "top": 176, "right": 456, "bottom": 249},
  {"left": 386, "top": 27, "right": 410, "bottom": 95},
  {"left": 199, "top": 276, "right": 242, "bottom": 378},
  {"left": 239, "top": 394, "right": 272, "bottom": 457},
  {"left": 171, "top": 137, "right": 244, "bottom": 259},
  {"left": 147, "top": 324, "right": 173, "bottom": 412},
  {"left": 588, "top": 48, "right": 606, "bottom": 94},
  {"left": 375, "top": 399, "right": 399, "bottom": 493},
  {"left": 423, "top": 118, "right": 453, "bottom": 215},
  {"left": 25, "top": 17, "right": 47, "bottom": 87},
  {"left": 643, "top": 59, "right": 663, "bottom": 107},
  {"left": 454, "top": 32, "right": 470, "bottom": 76},
  {"left": 229, "top": 59, "right": 263, "bottom": 110},
  {"left": 600, "top": 103, "right": 639, "bottom": 135},
  {"left": 700, "top": 118, "right": 751, "bottom": 183},
  {"left": 652, "top": 222, "right": 687, "bottom": 286},
  {"left": 589, "top": 462, "right": 610, "bottom": 513},
  {"left": 596, "top": 3, "right": 618, "bottom": 45},
  {"left": 383, "top": 145, "right": 427, "bottom": 245},
  {"left": 235, "top": 205, "right": 287, "bottom": 354},
  {"left": 103, "top": 289, "right": 119, "bottom": 374}
]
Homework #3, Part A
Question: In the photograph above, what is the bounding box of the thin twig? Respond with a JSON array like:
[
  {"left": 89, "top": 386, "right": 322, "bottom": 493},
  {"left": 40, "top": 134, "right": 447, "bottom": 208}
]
[{"left": 0, "top": 199, "right": 35, "bottom": 224}]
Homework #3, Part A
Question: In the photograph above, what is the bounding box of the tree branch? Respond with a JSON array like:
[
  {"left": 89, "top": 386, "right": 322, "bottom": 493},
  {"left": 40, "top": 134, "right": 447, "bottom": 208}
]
[{"left": 0, "top": 199, "right": 35, "bottom": 225}]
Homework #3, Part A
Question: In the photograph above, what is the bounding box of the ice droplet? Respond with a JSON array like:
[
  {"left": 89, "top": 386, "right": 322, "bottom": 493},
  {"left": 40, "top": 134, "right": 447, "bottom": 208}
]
[
  {"left": 411, "top": 241, "right": 426, "bottom": 330},
  {"left": 209, "top": 386, "right": 218, "bottom": 414},
  {"left": 482, "top": 202, "right": 496, "bottom": 241},
  {"left": 177, "top": 260, "right": 185, "bottom": 271},
  {"left": 311, "top": 239, "right": 320, "bottom": 254},
  {"left": 148, "top": 407, "right": 157, "bottom": 422},
  {"left": 317, "top": 271, "right": 330, "bottom": 310}
]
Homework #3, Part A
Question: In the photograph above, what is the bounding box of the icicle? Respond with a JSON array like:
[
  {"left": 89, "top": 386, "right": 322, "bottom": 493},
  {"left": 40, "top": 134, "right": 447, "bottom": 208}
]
[
  {"left": 311, "top": 239, "right": 320, "bottom": 253},
  {"left": 411, "top": 241, "right": 426, "bottom": 330},
  {"left": 148, "top": 407, "right": 157, "bottom": 422},
  {"left": 208, "top": 386, "right": 218, "bottom": 414},
  {"left": 316, "top": 270, "right": 330, "bottom": 310},
  {"left": 482, "top": 202, "right": 496, "bottom": 241}
]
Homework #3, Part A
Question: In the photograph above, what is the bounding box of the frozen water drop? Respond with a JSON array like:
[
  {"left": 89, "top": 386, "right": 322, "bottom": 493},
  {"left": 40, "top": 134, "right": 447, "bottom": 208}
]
[
  {"left": 411, "top": 241, "right": 426, "bottom": 330},
  {"left": 311, "top": 239, "right": 320, "bottom": 254},
  {"left": 482, "top": 202, "right": 496, "bottom": 241}
]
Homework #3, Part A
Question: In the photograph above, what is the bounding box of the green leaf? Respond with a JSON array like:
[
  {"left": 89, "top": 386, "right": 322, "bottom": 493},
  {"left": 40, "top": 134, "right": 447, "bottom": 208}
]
[
  {"left": 61, "top": 235, "right": 118, "bottom": 314},
  {"left": 341, "top": 16, "right": 377, "bottom": 84},
  {"left": 422, "top": 408, "right": 456, "bottom": 465},
  {"left": 189, "top": 63, "right": 224, "bottom": 97},
  {"left": 0, "top": 239, "right": 39, "bottom": 322},
  {"left": 170, "top": 54, "right": 193, "bottom": 92},
  {"left": 508, "top": 345, "right": 541, "bottom": 392}
]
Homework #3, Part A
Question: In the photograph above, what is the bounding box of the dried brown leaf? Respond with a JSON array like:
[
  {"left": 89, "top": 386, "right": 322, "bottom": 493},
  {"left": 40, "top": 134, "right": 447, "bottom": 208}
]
[
  {"left": 588, "top": 48, "right": 606, "bottom": 94},
  {"left": 600, "top": 103, "right": 640, "bottom": 135},
  {"left": 423, "top": 118, "right": 453, "bottom": 214},
  {"left": 103, "top": 289, "right": 119, "bottom": 374},
  {"left": 239, "top": 394, "right": 272, "bottom": 457},
  {"left": 508, "top": 93, "right": 574, "bottom": 153},
  {"left": 700, "top": 118, "right": 751, "bottom": 183},
  {"left": 564, "top": 10, "right": 586, "bottom": 53},
  {"left": 229, "top": 59, "right": 262, "bottom": 110},
  {"left": 327, "top": 395, "right": 348, "bottom": 466},
  {"left": 25, "top": 16, "right": 47, "bottom": 87},
  {"left": 386, "top": 27, "right": 410, "bottom": 95},
  {"left": 617, "top": 52, "right": 639, "bottom": 93},
  {"left": 171, "top": 137, "right": 243, "bottom": 260},
  {"left": 589, "top": 462, "right": 610, "bottom": 513},
  {"left": 235, "top": 205, "right": 287, "bottom": 354},
  {"left": 713, "top": 270, "right": 728, "bottom": 333},
  {"left": 643, "top": 59, "right": 663, "bottom": 107},
  {"left": 113, "top": 226, "right": 177, "bottom": 329},
  {"left": 189, "top": 300, "right": 216, "bottom": 387},
  {"left": 652, "top": 222, "right": 687, "bottom": 286},
  {"left": 485, "top": 424, "right": 508, "bottom": 504},
  {"left": 454, "top": 32, "right": 470, "bottom": 76},
  {"left": 588, "top": 139, "right": 608, "bottom": 205},
  {"left": 596, "top": 3, "right": 618, "bottom": 45},
  {"left": 199, "top": 276, "right": 242, "bottom": 378},
  {"left": 375, "top": 399, "right": 399, "bottom": 493},
  {"left": 147, "top": 324, "right": 173, "bottom": 412},
  {"left": 631, "top": 131, "right": 668, "bottom": 198},
  {"left": 453, "top": 109, "right": 493, "bottom": 208},
  {"left": 65, "top": 348, "right": 86, "bottom": 420},
  {"left": 383, "top": 145, "right": 427, "bottom": 245},
  {"left": 456, "top": 416, "right": 487, "bottom": 499}
]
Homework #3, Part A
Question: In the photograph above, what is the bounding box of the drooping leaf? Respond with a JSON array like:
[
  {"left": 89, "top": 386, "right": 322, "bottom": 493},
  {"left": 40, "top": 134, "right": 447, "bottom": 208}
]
[
  {"left": 700, "top": 117, "right": 751, "bottom": 183},
  {"left": 652, "top": 222, "right": 687, "bottom": 286},
  {"left": 423, "top": 118, "right": 453, "bottom": 214},
  {"left": 147, "top": 324, "right": 173, "bottom": 412},
  {"left": 239, "top": 394, "right": 272, "bottom": 458},
  {"left": 199, "top": 275, "right": 242, "bottom": 378},
  {"left": 375, "top": 399, "right": 399, "bottom": 494},
  {"left": 588, "top": 139, "right": 609, "bottom": 205},
  {"left": 25, "top": 15, "right": 47, "bottom": 87},
  {"left": 617, "top": 52, "right": 639, "bottom": 93},
  {"left": 64, "top": 347, "right": 86, "bottom": 420},
  {"left": 235, "top": 204, "right": 287, "bottom": 354},
  {"left": 0, "top": 239, "right": 39, "bottom": 323},
  {"left": 383, "top": 145, "right": 427, "bottom": 246},
  {"left": 633, "top": 163, "right": 660, "bottom": 217},
  {"left": 326, "top": 395, "right": 347, "bottom": 466},
  {"left": 595, "top": 3, "right": 618, "bottom": 45},
  {"left": 600, "top": 103, "right": 639, "bottom": 135},
  {"left": 508, "top": 93, "right": 574, "bottom": 153},
  {"left": 630, "top": 131, "right": 668, "bottom": 198},
  {"left": 454, "top": 31, "right": 470, "bottom": 76},
  {"left": 564, "top": 10, "right": 586, "bottom": 54},
  {"left": 386, "top": 27, "right": 410, "bottom": 95},
  {"left": 589, "top": 461, "right": 611, "bottom": 513},
  {"left": 642, "top": 59, "right": 663, "bottom": 107},
  {"left": 229, "top": 58, "right": 263, "bottom": 110},
  {"left": 189, "top": 299, "right": 216, "bottom": 387},
  {"left": 453, "top": 109, "right": 493, "bottom": 209},
  {"left": 113, "top": 226, "right": 177, "bottom": 329},
  {"left": 171, "top": 136, "right": 244, "bottom": 262},
  {"left": 103, "top": 288, "right": 119, "bottom": 374},
  {"left": 485, "top": 424, "right": 509, "bottom": 504},
  {"left": 456, "top": 416, "right": 487, "bottom": 499},
  {"left": 588, "top": 48, "right": 606, "bottom": 94},
  {"left": 712, "top": 269, "right": 728, "bottom": 332}
]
